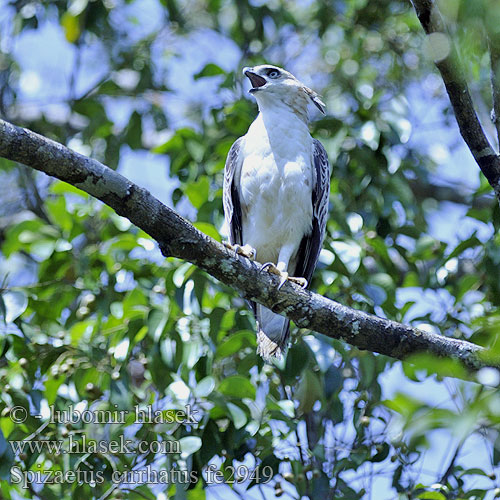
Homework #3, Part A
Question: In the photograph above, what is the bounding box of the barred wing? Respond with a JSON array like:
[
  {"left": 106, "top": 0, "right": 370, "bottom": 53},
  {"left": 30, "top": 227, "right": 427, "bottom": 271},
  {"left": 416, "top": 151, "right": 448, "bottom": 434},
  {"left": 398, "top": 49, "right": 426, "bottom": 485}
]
[
  {"left": 223, "top": 136, "right": 244, "bottom": 246},
  {"left": 294, "top": 139, "right": 330, "bottom": 285}
]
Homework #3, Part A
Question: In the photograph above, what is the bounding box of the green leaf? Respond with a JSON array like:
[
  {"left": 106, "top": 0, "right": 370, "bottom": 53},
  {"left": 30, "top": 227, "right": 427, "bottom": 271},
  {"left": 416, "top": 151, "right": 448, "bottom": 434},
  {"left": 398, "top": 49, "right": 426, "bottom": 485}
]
[
  {"left": 456, "top": 274, "right": 480, "bottom": 301},
  {"left": 194, "top": 63, "right": 225, "bottom": 79},
  {"left": 416, "top": 491, "right": 446, "bottom": 500},
  {"left": 458, "top": 468, "right": 489, "bottom": 477},
  {"left": 49, "top": 179, "right": 89, "bottom": 198},
  {"left": 324, "top": 365, "right": 342, "bottom": 399},
  {"left": 185, "top": 176, "right": 210, "bottom": 209},
  {"left": 403, "top": 271, "right": 419, "bottom": 287},
  {"left": 330, "top": 240, "right": 362, "bottom": 274},
  {"left": 383, "top": 392, "right": 423, "bottom": 420},
  {"left": 46, "top": 195, "right": 74, "bottom": 234},
  {"left": 148, "top": 308, "right": 167, "bottom": 341},
  {"left": 493, "top": 433, "right": 500, "bottom": 465},
  {"left": 193, "top": 222, "right": 221, "bottom": 242},
  {"left": 0, "top": 295, "right": 6, "bottom": 326},
  {"left": 187, "top": 481, "right": 206, "bottom": 500},
  {"left": 216, "top": 331, "right": 255, "bottom": 358},
  {"left": 358, "top": 353, "right": 376, "bottom": 388},
  {"left": 295, "top": 369, "right": 322, "bottom": 413},
  {"left": 283, "top": 341, "right": 310, "bottom": 380},
  {"left": 370, "top": 442, "right": 390, "bottom": 462},
  {"left": 276, "top": 400, "right": 295, "bottom": 418},
  {"left": 248, "top": 454, "right": 280, "bottom": 489},
  {"left": 193, "top": 376, "right": 215, "bottom": 398},
  {"left": 414, "top": 235, "right": 440, "bottom": 258},
  {"left": 447, "top": 234, "right": 481, "bottom": 260},
  {"left": 70, "top": 321, "right": 92, "bottom": 346},
  {"left": 0, "top": 429, "right": 7, "bottom": 457},
  {"left": 0, "top": 291, "right": 28, "bottom": 323},
  {"left": 30, "top": 238, "right": 57, "bottom": 259},
  {"left": 218, "top": 375, "right": 256, "bottom": 399},
  {"left": 0, "top": 429, "right": 14, "bottom": 480},
  {"left": 130, "top": 486, "right": 157, "bottom": 500},
  {"left": 179, "top": 436, "right": 202, "bottom": 458},
  {"left": 405, "top": 352, "right": 467, "bottom": 380},
  {"left": 466, "top": 207, "right": 491, "bottom": 223},
  {"left": 312, "top": 470, "right": 332, "bottom": 496},
  {"left": 462, "top": 489, "right": 487, "bottom": 499},
  {"left": 2, "top": 219, "right": 47, "bottom": 257},
  {"left": 152, "top": 133, "right": 182, "bottom": 155},
  {"left": 226, "top": 402, "right": 247, "bottom": 429},
  {"left": 124, "top": 111, "right": 143, "bottom": 149},
  {"left": 44, "top": 375, "right": 65, "bottom": 405},
  {"left": 61, "top": 12, "right": 80, "bottom": 43},
  {"left": 185, "top": 140, "right": 204, "bottom": 163},
  {"left": 363, "top": 283, "right": 386, "bottom": 305}
]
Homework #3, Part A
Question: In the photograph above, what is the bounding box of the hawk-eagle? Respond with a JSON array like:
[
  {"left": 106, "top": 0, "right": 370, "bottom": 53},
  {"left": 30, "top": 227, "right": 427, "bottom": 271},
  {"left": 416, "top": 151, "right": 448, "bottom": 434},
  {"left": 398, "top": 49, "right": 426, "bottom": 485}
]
[{"left": 223, "top": 64, "right": 330, "bottom": 360}]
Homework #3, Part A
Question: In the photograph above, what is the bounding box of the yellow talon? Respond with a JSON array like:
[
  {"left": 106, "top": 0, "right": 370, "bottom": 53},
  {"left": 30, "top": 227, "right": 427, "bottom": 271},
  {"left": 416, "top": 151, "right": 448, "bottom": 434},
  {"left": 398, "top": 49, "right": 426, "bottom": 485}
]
[{"left": 259, "top": 262, "right": 308, "bottom": 289}]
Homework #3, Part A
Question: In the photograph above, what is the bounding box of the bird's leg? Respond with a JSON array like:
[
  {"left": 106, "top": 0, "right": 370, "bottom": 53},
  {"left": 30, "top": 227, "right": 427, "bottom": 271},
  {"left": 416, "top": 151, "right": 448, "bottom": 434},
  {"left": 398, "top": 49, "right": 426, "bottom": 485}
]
[
  {"left": 260, "top": 247, "right": 307, "bottom": 290},
  {"left": 286, "top": 275, "right": 308, "bottom": 289},
  {"left": 260, "top": 262, "right": 308, "bottom": 289},
  {"left": 259, "top": 261, "right": 280, "bottom": 275},
  {"left": 259, "top": 261, "right": 288, "bottom": 290},
  {"left": 276, "top": 260, "right": 308, "bottom": 289},
  {"left": 223, "top": 241, "right": 256, "bottom": 260}
]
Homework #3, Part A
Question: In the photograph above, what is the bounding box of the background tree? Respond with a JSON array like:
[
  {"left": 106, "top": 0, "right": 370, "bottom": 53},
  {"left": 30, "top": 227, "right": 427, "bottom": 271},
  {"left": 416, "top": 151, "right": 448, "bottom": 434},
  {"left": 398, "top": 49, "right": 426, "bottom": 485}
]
[{"left": 0, "top": 0, "right": 500, "bottom": 499}]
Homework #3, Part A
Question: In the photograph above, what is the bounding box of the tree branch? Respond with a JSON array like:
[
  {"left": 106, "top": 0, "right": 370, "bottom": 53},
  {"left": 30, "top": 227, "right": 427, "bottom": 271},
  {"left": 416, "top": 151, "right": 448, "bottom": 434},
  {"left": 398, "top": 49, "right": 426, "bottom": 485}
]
[
  {"left": 488, "top": 34, "right": 500, "bottom": 149},
  {"left": 411, "top": 0, "right": 500, "bottom": 203},
  {"left": 0, "top": 118, "right": 495, "bottom": 372},
  {"left": 408, "top": 177, "right": 494, "bottom": 208}
]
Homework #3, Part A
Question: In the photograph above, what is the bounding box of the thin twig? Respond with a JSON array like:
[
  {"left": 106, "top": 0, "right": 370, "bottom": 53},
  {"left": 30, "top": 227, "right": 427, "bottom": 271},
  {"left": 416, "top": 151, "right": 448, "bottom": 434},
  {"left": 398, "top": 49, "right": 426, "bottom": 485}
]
[
  {"left": 17, "top": 166, "right": 51, "bottom": 224},
  {"left": 280, "top": 377, "right": 311, "bottom": 498},
  {"left": 439, "top": 438, "right": 465, "bottom": 485}
]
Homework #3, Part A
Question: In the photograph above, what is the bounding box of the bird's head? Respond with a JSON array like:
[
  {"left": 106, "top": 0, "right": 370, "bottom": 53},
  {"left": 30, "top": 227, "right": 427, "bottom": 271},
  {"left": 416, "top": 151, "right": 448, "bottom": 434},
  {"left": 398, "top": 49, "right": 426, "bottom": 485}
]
[{"left": 242, "top": 64, "right": 325, "bottom": 121}]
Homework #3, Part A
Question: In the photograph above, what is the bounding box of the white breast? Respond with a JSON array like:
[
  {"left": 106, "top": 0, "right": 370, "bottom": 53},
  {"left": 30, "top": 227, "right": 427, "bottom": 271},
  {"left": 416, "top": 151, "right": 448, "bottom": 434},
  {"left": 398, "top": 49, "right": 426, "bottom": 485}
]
[{"left": 239, "top": 112, "right": 314, "bottom": 265}]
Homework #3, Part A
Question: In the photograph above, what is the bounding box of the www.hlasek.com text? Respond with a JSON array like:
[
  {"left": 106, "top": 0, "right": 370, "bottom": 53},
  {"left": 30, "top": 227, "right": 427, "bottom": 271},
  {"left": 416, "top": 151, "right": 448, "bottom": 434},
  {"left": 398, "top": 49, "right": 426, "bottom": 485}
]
[{"left": 10, "top": 435, "right": 181, "bottom": 456}]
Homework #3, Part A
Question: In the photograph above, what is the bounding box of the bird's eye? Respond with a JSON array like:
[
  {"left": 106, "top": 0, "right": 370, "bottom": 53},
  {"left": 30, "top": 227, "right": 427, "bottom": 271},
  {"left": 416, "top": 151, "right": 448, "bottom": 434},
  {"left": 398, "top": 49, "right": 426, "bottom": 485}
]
[{"left": 267, "top": 69, "right": 280, "bottom": 78}]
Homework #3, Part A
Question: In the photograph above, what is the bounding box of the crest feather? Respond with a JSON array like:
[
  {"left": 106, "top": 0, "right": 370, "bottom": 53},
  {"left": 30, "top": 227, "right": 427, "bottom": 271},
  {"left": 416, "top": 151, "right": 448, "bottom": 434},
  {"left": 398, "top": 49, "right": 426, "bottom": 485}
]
[{"left": 303, "top": 86, "right": 326, "bottom": 114}]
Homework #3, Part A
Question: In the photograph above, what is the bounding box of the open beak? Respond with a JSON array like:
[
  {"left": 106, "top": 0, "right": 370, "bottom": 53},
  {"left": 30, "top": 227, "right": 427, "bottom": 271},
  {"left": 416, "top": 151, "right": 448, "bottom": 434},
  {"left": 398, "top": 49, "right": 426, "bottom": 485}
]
[{"left": 243, "top": 67, "right": 267, "bottom": 92}]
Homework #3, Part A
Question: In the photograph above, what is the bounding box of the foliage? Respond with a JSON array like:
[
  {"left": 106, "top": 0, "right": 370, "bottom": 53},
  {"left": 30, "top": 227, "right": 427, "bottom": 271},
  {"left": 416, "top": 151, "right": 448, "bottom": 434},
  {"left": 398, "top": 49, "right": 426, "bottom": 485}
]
[{"left": 0, "top": 0, "right": 500, "bottom": 498}]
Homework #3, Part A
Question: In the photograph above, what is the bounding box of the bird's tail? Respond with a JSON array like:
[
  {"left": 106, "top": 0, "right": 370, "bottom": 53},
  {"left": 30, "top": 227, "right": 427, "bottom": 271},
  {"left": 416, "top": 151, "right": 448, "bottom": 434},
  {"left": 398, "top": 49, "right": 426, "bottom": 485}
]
[{"left": 255, "top": 304, "right": 290, "bottom": 361}]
